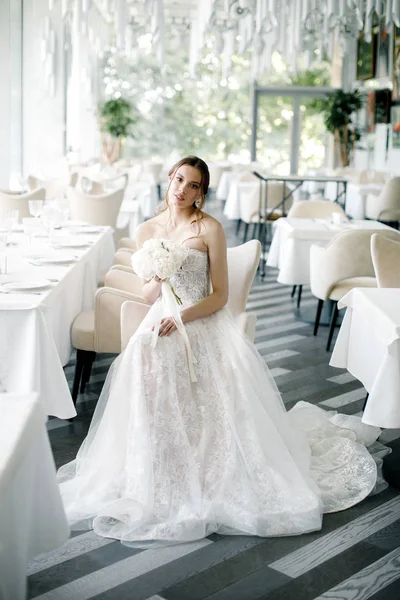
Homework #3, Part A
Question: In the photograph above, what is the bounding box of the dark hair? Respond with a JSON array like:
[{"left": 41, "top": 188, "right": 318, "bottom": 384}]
[{"left": 156, "top": 156, "right": 210, "bottom": 226}]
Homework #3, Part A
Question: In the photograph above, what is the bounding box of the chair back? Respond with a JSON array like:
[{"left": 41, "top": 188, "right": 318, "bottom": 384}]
[
  {"left": 105, "top": 265, "right": 144, "bottom": 295},
  {"left": 288, "top": 200, "right": 346, "bottom": 219},
  {"left": 66, "top": 187, "right": 124, "bottom": 227},
  {"left": 365, "top": 177, "right": 400, "bottom": 221},
  {"left": 113, "top": 247, "right": 134, "bottom": 267},
  {"left": 310, "top": 228, "right": 400, "bottom": 300},
  {"left": 208, "top": 164, "right": 224, "bottom": 189},
  {"left": 371, "top": 233, "right": 400, "bottom": 287},
  {"left": 226, "top": 240, "right": 261, "bottom": 316},
  {"left": 0, "top": 188, "right": 46, "bottom": 221},
  {"left": 80, "top": 174, "right": 128, "bottom": 195}
]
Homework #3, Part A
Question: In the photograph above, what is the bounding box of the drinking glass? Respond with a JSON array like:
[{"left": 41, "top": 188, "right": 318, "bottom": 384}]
[
  {"left": 5, "top": 210, "right": 19, "bottom": 246},
  {"left": 41, "top": 204, "right": 61, "bottom": 244},
  {"left": 23, "top": 217, "right": 38, "bottom": 253},
  {"left": 29, "top": 200, "right": 44, "bottom": 219}
]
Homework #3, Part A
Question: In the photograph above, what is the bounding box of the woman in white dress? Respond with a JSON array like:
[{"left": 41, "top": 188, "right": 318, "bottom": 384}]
[{"left": 58, "top": 155, "right": 381, "bottom": 545}]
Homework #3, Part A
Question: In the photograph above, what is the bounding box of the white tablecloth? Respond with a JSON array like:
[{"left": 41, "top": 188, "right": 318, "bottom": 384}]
[
  {"left": 0, "top": 226, "right": 115, "bottom": 418},
  {"left": 345, "top": 183, "right": 384, "bottom": 219},
  {"left": 0, "top": 392, "right": 69, "bottom": 600},
  {"left": 330, "top": 288, "right": 400, "bottom": 429},
  {"left": 216, "top": 171, "right": 242, "bottom": 201},
  {"left": 223, "top": 180, "right": 260, "bottom": 220},
  {"left": 267, "top": 218, "right": 392, "bottom": 286}
]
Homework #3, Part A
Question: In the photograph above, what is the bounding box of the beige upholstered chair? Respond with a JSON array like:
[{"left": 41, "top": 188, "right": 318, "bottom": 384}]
[
  {"left": 27, "top": 175, "right": 66, "bottom": 199},
  {"left": 310, "top": 228, "right": 400, "bottom": 350},
  {"left": 287, "top": 200, "right": 347, "bottom": 307},
  {"left": 365, "top": 177, "right": 400, "bottom": 222},
  {"left": 113, "top": 247, "right": 135, "bottom": 267},
  {"left": 120, "top": 239, "right": 262, "bottom": 352},
  {"left": 80, "top": 173, "right": 128, "bottom": 195},
  {"left": 66, "top": 186, "right": 124, "bottom": 228},
  {"left": 0, "top": 188, "right": 46, "bottom": 221},
  {"left": 371, "top": 233, "right": 400, "bottom": 287},
  {"left": 71, "top": 266, "right": 149, "bottom": 402},
  {"left": 287, "top": 200, "right": 347, "bottom": 219}
]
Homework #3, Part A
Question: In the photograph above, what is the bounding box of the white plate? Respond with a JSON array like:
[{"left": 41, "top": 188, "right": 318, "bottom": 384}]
[
  {"left": 52, "top": 240, "right": 91, "bottom": 248},
  {"left": 61, "top": 220, "right": 89, "bottom": 228},
  {"left": 2, "top": 279, "right": 51, "bottom": 291},
  {"left": 73, "top": 226, "right": 104, "bottom": 234},
  {"left": 32, "top": 255, "right": 77, "bottom": 264}
]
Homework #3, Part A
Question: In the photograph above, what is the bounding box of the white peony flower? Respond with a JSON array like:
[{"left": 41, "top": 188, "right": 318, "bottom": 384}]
[{"left": 131, "top": 248, "right": 156, "bottom": 280}]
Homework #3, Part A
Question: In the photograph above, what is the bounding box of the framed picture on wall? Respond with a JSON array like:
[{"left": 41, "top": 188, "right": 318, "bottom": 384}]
[
  {"left": 392, "top": 104, "right": 400, "bottom": 148},
  {"left": 356, "top": 32, "right": 376, "bottom": 80},
  {"left": 376, "top": 18, "right": 390, "bottom": 78}
]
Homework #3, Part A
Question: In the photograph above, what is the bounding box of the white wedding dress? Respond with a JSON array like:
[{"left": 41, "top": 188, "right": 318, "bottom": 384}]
[{"left": 58, "top": 244, "right": 385, "bottom": 545}]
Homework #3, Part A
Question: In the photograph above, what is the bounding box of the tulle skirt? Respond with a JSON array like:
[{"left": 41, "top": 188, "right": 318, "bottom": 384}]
[{"left": 58, "top": 305, "right": 385, "bottom": 546}]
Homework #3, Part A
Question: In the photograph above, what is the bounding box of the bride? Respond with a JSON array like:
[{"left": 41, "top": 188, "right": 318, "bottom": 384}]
[{"left": 58, "top": 155, "right": 382, "bottom": 545}]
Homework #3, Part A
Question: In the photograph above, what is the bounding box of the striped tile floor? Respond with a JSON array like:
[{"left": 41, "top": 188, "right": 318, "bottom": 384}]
[{"left": 30, "top": 201, "right": 400, "bottom": 600}]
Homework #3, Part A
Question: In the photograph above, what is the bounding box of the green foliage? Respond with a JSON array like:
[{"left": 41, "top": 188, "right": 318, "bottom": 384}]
[
  {"left": 321, "top": 90, "right": 362, "bottom": 133},
  {"left": 318, "top": 90, "right": 362, "bottom": 166},
  {"left": 99, "top": 98, "right": 136, "bottom": 138}
]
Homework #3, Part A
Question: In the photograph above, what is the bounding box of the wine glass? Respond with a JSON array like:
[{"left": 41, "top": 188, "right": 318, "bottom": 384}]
[
  {"left": 5, "top": 210, "right": 19, "bottom": 246},
  {"left": 41, "top": 204, "right": 61, "bottom": 244},
  {"left": 23, "top": 217, "right": 38, "bottom": 253},
  {"left": 29, "top": 199, "right": 44, "bottom": 220}
]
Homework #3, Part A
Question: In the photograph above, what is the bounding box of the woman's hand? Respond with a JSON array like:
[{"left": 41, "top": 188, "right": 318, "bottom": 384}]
[{"left": 153, "top": 317, "right": 177, "bottom": 336}]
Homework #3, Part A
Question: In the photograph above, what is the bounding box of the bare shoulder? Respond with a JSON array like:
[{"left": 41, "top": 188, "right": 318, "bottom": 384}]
[{"left": 200, "top": 213, "right": 226, "bottom": 243}]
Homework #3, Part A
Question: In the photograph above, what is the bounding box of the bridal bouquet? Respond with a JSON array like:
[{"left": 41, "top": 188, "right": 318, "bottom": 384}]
[{"left": 131, "top": 238, "right": 188, "bottom": 304}]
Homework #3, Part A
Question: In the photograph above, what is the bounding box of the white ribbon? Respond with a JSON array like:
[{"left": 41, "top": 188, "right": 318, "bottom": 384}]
[{"left": 151, "top": 281, "right": 197, "bottom": 382}]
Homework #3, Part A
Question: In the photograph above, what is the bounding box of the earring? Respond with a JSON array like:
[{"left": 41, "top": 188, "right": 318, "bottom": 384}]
[{"left": 195, "top": 199, "right": 201, "bottom": 208}]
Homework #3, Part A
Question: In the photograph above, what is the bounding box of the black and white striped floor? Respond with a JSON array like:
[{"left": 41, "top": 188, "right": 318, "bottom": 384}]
[{"left": 30, "top": 202, "right": 400, "bottom": 600}]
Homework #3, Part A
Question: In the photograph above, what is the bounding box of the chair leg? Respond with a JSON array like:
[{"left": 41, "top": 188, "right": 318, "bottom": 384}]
[
  {"left": 326, "top": 301, "right": 339, "bottom": 352},
  {"left": 80, "top": 351, "right": 96, "bottom": 393},
  {"left": 235, "top": 219, "right": 242, "bottom": 235},
  {"left": 242, "top": 222, "right": 249, "bottom": 243},
  {"left": 297, "top": 285, "right": 303, "bottom": 308},
  {"left": 313, "top": 299, "right": 324, "bottom": 336},
  {"left": 362, "top": 392, "right": 369, "bottom": 411},
  {"left": 291, "top": 285, "right": 297, "bottom": 298},
  {"left": 72, "top": 349, "right": 86, "bottom": 405}
]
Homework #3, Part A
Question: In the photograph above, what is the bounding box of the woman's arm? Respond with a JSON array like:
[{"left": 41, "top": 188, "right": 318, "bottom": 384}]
[
  {"left": 181, "top": 220, "right": 229, "bottom": 324},
  {"left": 135, "top": 222, "right": 162, "bottom": 304}
]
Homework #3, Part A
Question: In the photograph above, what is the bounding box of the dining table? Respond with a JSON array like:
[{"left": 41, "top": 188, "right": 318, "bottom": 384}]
[
  {"left": 0, "top": 392, "right": 69, "bottom": 600},
  {"left": 266, "top": 217, "right": 393, "bottom": 286},
  {"left": 330, "top": 288, "right": 400, "bottom": 430},
  {"left": 0, "top": 222, "right": 115, "bottom": 419}
]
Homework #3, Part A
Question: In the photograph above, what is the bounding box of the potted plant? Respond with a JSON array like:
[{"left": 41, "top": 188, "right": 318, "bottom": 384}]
[
  {"left": 320, "top": 90, "right": 362, "bottom": 167},
  {"left": 99, "top": 98, "right": 136, "bottom": 164}
]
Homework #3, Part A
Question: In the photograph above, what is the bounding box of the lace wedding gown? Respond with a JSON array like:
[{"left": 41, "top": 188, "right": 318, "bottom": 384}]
[{"left": 58, "top": 244, "right": 384, "bottom": 545}]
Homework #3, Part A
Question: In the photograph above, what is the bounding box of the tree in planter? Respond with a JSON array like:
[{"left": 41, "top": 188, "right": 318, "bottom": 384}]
[
  {"left": 320, "top": 90, "right": 362, "bottom": 167},
  {"left": 99, "top": 98, "right": 136, "bottom": 164}
]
